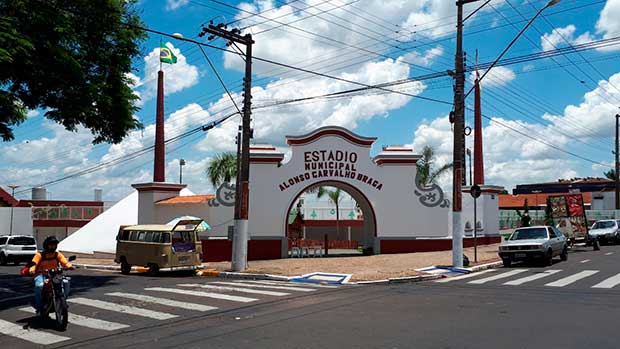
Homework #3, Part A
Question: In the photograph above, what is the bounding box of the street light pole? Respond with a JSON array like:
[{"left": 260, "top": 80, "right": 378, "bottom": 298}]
[
  {"left": 8, "top": 185, "right": 19, "bottom": 236},
  {"left": 615, "top": 113, "right": 619, "bottom": 210}
]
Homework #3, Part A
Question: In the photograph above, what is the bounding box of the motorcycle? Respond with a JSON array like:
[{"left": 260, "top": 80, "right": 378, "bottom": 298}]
[{"left": 27, "top": 255, "right": 76, "bottom": 330}]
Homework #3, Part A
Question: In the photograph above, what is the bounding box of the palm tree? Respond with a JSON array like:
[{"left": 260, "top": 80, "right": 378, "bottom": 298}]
[
  {"left": 206, "top": 152, "right": 237, "bottom": 187},
  {"left": 416, "top": 145, "right": 453, "bottom": 186},
  {"left": 604, "top": 169, "right": 616, "bottom": 180},
  {"left": 316, "top": 187, "right": 343, "bottom": 236}
]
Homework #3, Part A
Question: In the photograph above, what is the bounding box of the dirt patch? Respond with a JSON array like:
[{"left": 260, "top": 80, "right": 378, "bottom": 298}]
[{"left": 205, "top": 244, "right": 501, "bottom": 281}]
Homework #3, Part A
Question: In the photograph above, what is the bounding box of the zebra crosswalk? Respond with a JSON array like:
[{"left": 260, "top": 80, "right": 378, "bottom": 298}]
[
  {"left": 0, "top": 279, "right": 338, "bottom": 347},
  {"left": 436, "top": 268, "right": 620, "bottom": 289}
]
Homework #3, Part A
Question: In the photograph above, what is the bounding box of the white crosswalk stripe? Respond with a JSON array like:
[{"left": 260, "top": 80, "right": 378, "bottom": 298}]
[
  {"left": 468, "top": 269, "right": 529, "bottom": 284},
  {"left": 234, "top": 280, "right": 339, "bottom": 288},
  {"left": 545, "top": 270, "right": 600, "bottom": 287},
  {"left": 68, "top": 297, "right": 177, "bottom": 320},
  {"left": 18, "top": 307, "right": 129, "bottom": 331},
  {"left": 106, "top": 292, "right": 218, "bottom": 312},
  {"left": 145, "top": 287, "right": 257, "bottom": 302},
  {"left": 177, "top": 284, "right": 290, "bottom": 296},
  {"left": 434, "top": 269, "right": 497, "bottom": 283},
  {"left": 0, "top": 318, "right": 71, "bottom": 345},
  {"left": 213, "top": 281, "right": 317, "bottom": 292},
  {"left": 503, "top": 270, "right": 562, "bottom": 286},
  {"left": 591, "top": 273, "right": 620, "bottom": 289}
]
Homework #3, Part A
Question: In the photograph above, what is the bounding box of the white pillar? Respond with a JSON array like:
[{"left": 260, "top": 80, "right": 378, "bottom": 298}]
[{"left": 347, "top": 226, "right": 351, "bottom": 241}]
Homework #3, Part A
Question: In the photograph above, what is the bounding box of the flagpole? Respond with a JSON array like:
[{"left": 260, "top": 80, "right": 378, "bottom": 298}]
[{"left": 159, "top": 37, "right": 163, "bottom": 72}]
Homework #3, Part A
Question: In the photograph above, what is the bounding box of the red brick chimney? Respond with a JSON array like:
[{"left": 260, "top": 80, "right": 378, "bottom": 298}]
[{"left": 154, "top": 70, "right": 165, "bottom": 182}]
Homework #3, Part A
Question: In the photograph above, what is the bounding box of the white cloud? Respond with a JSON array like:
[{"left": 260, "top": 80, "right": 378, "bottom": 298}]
[
  {"left": 165, "top": 0, "right": 189, "bottom": 11},
  {"left": 596, "top": 0, "right": 620, "bottom": 40},
  {"left": 540, "top": 24, "right": 594, "bottom": 52},
  {"left": 468, "top": 66, "right": 516, "bottom": 88},
  {"left": 401, "top": 46, "right": 444, "bottom": 67},
  {"left": 133, "top": 43, "right": 200, "bottom": 105},
  {"left": 26, "top": 110, "right": 40, "bottom": 118},
  {"left": 197, "top": 57, "right": 424, "bottom": 152},
  {"left": 522, "top": 64, "right": 535, "bottom": 73}
]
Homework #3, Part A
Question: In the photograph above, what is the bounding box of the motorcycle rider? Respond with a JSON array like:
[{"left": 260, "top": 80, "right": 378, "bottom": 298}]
[{"left": 29, "top": 236, "right": 75, "bottom": 317}]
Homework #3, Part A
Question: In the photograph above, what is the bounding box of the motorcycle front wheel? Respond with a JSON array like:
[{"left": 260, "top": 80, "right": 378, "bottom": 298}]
[{"left": 54, "top": 297, "right": 68, "bottom": 331}]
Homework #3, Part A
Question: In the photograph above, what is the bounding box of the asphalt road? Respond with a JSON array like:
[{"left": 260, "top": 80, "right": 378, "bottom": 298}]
[{"left": 1, "top": 243, "right": 619, "bottom": 348}]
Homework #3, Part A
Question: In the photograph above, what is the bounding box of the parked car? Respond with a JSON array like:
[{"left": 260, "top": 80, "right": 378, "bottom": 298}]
[
  {"left": 0, "top": 235, "right": 38, "bottom": 266},
  {"left": 587, "top": 220, "right": 620, "bottom": 245},
  {"left": 498, "top": 226, "right": 568, "bottom": 267}
]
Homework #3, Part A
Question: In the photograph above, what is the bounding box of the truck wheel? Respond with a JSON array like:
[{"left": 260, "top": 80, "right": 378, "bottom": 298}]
[
  {"left": 120, "top": 261, "right": 131, "bottom": 275},
  {"left": 560, "top": 246, "right": 568, "bottom": 261},
  {"left": 0, "top": 253, "right": 6, "bottom": 266},
  {"left": 502, "top": 258, "right": 512, "bottom": 267}
]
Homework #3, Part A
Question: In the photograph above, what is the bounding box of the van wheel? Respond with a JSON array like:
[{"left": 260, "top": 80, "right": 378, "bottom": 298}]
[
  {"left": 120, "top": 261, "right": 131, "bottom": 275},
  {"left": 0, "top": 253, "right": 7, "bottom": 266},
  {"left": 147, "top": 263, "right": 159, "bottom": 276}
]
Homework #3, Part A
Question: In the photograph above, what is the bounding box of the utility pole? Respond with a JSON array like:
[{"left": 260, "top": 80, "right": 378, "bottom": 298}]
[
  {"left": 200, "top": 23, "right": 254, "bottom": 272},
  {"left": 615, "top": 114, "right": 620, "bottom": 210}
]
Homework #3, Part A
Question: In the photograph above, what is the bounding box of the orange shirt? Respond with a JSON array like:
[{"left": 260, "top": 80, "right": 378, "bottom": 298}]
[{"left": 29, "top": 251, "right": 73, "bottom": 275}]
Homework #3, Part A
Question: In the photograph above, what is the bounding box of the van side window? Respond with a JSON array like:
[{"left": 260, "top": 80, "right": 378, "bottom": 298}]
[
  {"left": 161, "top": 233, "right": 171, "bottom": 243},
  {"left": 137, "top": 231, "right": 146, "bottom": 241},
  {"left": 151, "top": 232, "right": 161, "bottom": 243},
  {"left": 119, "top": 230, "right": 129, "bottom": 241},
  {"left": 129, "top": 231, "right": 138, "bottom": 241},
  {"left": 144, "top": 231, "right": 154, "bottom": 242}
]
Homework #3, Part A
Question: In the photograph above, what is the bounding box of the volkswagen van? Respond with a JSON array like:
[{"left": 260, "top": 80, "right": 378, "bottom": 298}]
[{"left": 115, "top": 219, "right": 203, "bottom": 275}]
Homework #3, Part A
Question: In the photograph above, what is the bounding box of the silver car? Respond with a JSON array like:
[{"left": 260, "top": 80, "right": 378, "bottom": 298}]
[
  {"left": 588, "top": 220, "right": 620, "bottom": 245},
  {"left": 498, "top": 226, "right": 568, "bottom": 267}
]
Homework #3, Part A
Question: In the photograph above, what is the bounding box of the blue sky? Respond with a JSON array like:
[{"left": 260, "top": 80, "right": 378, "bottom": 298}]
[{"left": 3, "top": 0, "right": 620, "bottom": 202}]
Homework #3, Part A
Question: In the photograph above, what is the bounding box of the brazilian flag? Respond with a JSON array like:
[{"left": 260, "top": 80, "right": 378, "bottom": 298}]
[{"left": 160, "top": 44, "right": 177, "bottom": 64}]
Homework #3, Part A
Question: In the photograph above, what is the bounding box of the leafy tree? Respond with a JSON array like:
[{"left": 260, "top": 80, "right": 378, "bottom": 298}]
[
  {"left": 0, "top": 0, "right": 145, "bottom": 143},
  {"left": 416, "top": 145, "right": 453, "bottom": 186},
  {"left": 544, "top": 198, "right": 554, "bottom": 226},
  {"left": 316, "top": 187, "right": 343, "bottom": 236},
  {"left": 206, "top": 152, "right": 237, "bottom": 187},
  {"left": 604, "top": 169, "right": 616, "bottom": 180}
]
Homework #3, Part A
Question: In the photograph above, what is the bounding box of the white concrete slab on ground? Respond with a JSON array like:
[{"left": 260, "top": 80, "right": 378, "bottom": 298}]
[
  {"left": 0, "top": 319, "right": 71, "bottom": 345},
  {"left": 68, "top": 297, "right": 177, "bottom": 320},
  {"left": 144, "top": 287, "right": 257, "bottom": 302},
  {"left": 18, "top": 307, "right": 129, "bottom": 331},
  {"left": 105, "top": 292, "right": 218, "bottom": 311}
]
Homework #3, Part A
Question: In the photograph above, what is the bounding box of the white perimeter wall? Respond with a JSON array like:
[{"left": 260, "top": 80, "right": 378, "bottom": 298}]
[{"left": 0, "top": 207, "right": 33, "bottom": 236}]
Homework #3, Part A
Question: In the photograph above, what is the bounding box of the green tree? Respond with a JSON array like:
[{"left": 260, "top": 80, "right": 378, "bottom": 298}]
[
  {"left": 206, "top": 152, "right": 237, "bottom": 187},
  {"left": 416, "top": 145, "right": 453, "bottom": 186},
  {"left": 316, "top": 187, "right": 343, "bottom": 237},
  {"left": 0, "top": 0, "right": 145, "bottom": 143},
  {"left": 604, "top": 169, "right": 616, "bottom": 180}
]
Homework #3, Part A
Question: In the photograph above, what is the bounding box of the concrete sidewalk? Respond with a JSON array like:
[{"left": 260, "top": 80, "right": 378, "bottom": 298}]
[{"left": 72, "top": 244, "right": 502, "bottom": 282}]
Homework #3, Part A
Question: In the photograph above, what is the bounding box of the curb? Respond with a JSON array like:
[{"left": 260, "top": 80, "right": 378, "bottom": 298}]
[
  {"left": 196, "top": 269, "right": 289, "bottom": 281},
  {"left": 355, "top": 274, "right": 444, "bottom": 285},
  {"left": 465, "top": 260, "right": 502, "bottom": 272},
  {"left": 75, "top": 263, "right": 123, "bottom": 271}
]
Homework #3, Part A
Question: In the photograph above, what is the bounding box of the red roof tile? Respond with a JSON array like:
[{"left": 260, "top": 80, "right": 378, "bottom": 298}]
[
  {"left": 499, "top": 192, "right": 592, "bottom": 209},
  {"left": 156, "top": 195, "right": 215, "bottom": 205}
]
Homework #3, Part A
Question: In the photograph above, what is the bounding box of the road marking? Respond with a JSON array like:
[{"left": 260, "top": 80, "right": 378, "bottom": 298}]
[
  {"left": 106, "top": 292, "right": 218, "bottom": 312},
  {"left": 591, "top": 273, "right": 620, "bottom": 289},
  {"left": 468, "top": 269, "right": 529, "bottom": 284},
  {"left": 233, "top": 280, "right": 338, "bottom": 288},
  {"left": 503, "top": 270, "right": 562, "bottom": 286},
  {"left": 177, "top": 284, "right": 290, "bottom": 296},
  {"left": 0, "top": 319, "right": 71, "bottom": 345},
  {"left": 68, "top": 297, "right": 177, "bottom": 320},
  {"left": 605, "top": 252, "right": 614, "bottom": 256},
  {"left": 213, "top": 281, "right": 317, "bottom": 292},
  {"left": 18, "top": 307, "right": 129, "bottom": 331},
  {"left": 544, "top": 270, "right": 600, "bottom": 287},
  {"left": 434, "top": 269, "right": 497, "bottom": 283},
  {"left": 145, "top": 287, "right": 257, "bottom": 303},
  {"left": 580, "top": 259, "right": 591, "bottom": 264}
]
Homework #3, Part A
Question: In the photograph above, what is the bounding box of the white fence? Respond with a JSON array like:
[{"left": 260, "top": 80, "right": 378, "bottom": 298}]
[
  {"left": 0, "top": 207, "right": 33, "bottom": 236},
  {"left": 500, "top": 209, "right": 620, "bottom": 230}
]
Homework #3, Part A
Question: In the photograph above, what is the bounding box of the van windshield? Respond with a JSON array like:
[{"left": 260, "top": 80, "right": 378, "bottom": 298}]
[{"left": 171, "top": 231, "right": 195, "bottom": 252}]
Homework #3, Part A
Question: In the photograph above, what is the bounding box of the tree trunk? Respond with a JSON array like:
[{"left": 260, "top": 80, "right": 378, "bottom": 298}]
[{"left": 335, "top": 202, "right": 340, "bottom": 239}]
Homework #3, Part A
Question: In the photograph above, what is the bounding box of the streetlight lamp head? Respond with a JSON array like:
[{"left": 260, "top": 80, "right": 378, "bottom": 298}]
[
  {"left": 180, "top": 159, "right": 186, "bottom": 166},
  {"left": 172, "top": 33, "right": 184, "bottom": 39},
  {"left": 546, "top": 0, "right": 560, "bottom": 8}
]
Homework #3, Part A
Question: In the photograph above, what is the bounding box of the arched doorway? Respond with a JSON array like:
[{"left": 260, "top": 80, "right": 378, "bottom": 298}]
[{"left": 284, "top": 180, "right": 377, "bottom": 256}]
